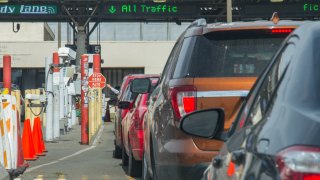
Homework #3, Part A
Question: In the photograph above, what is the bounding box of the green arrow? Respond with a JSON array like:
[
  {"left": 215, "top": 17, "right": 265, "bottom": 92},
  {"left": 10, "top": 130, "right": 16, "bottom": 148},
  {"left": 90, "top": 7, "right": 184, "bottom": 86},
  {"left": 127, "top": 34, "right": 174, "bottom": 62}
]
[{"left": 109, "top": 5, "right": 116, "bottom": 14}]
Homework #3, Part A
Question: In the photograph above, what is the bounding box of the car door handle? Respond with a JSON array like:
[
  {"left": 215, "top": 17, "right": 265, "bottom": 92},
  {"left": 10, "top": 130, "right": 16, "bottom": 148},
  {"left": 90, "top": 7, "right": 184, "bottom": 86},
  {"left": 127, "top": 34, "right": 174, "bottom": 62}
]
[
  {"left": 152, "top": 96, "right": 157, "bottom": 101},
  {"left": 231, "top": 149, "right": 245, "bottom": 165},
  {"left": 213, "top": 156, "right": 223, "bottom": 168}
]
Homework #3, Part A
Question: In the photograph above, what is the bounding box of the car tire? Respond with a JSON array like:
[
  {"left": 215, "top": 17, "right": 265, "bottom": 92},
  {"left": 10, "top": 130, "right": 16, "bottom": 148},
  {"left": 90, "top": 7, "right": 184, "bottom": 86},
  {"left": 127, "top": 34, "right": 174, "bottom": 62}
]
[
  {"left": 122, "top": 146, "right": 129, "bottom": 166},
  {"left": 128, "top": 145, "right": 142, "bottom": 177},
  {"left": 113, "top": 145, "right": 122, "bottom": 159},
  {"left": 150, "top": 139, "right": 158, "bottom": 180},
  {"left": 142, "top": 153, "right": 151, "bottom": 180}
]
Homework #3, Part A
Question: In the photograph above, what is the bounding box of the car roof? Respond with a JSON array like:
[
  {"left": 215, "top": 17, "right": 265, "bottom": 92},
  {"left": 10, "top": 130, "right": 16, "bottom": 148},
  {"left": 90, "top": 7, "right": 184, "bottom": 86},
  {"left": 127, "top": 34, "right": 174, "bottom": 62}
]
[
  {"left": 281, "top": 21, "right": 319, "bottom": 104},
  {"left": 184, "top": 20, "right": 309, "bottom": 37}
]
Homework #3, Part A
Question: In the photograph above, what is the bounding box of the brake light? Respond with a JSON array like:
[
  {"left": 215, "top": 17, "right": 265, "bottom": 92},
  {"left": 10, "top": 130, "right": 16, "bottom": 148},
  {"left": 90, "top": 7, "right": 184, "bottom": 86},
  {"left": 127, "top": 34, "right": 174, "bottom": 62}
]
[
  {"left": 169, "top": 86, "right": 196, "bottom": 120},
  {"left": 271, "top": 28, "right": 293, "bottom": 34},
  {"left": 276, "top": 146, "right": 320, "bottom": 180}
]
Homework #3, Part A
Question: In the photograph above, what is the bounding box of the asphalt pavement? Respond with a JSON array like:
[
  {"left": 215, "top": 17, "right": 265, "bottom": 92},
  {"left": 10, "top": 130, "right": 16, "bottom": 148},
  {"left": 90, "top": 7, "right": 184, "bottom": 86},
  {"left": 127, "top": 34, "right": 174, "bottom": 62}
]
[{"left": 17, "top": 122, "right": 136, "bottom": 180}]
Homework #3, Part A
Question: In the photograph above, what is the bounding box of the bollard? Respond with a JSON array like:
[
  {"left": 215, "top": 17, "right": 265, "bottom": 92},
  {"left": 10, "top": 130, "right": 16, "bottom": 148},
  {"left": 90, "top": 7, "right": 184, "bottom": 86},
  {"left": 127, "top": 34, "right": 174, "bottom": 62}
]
[
  {"left": 88, "top": 89, "right": 95, "bottom": 142},
  {"left": 81, "top": 55, "right": 89, "bottom": 145},
  {"left": 45, "top": 57, "right": 54, "bottom": 141},
  {"left": 59, "top": 56, "right": 65, "bottom": 134},
  {"left": 93, "top": 54, "right": 102, "bottom": 132},
  {"left": 52, "top": 52, "right": 60, "bottom": 138},
  {"left": 3, "top": 55, "right": 11, "bottom": 93}
]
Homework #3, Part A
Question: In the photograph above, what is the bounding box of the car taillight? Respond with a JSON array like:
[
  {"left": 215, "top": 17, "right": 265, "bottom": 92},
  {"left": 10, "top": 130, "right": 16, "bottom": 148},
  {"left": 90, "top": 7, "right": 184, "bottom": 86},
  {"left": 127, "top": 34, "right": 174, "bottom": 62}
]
[
  {"left": 271, "top": 28, "right": 293, "bottom": 34},
  {"left": 276, "top": 146, "right": 320, "bottom": 180},
  {"left": 169, "top": 86, "right": 196, "bottom": 120}
]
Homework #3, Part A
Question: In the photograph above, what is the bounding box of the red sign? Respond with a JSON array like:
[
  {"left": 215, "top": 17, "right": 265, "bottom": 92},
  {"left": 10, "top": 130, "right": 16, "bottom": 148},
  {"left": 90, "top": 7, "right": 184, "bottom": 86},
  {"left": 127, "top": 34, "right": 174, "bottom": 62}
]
[{"left": 88, "top": 73, "right": 106, "bottom": 89}]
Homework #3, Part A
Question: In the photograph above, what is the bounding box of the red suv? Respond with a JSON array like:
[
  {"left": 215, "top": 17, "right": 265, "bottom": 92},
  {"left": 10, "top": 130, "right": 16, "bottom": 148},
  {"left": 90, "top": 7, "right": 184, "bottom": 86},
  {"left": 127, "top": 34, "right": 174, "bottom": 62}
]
[
  {"left": 113, "top": 74, "right": 159, "bottom": 159},
  {"left": 121, "top": 78, "right": 159, "bottom": 177}
]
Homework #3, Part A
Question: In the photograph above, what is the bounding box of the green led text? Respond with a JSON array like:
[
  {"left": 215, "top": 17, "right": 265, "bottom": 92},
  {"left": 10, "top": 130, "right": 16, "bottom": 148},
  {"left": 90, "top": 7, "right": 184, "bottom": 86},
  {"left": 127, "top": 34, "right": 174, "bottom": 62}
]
[
  {"left": 108, "top": 4, "right": 178, "bottom": 14},
  {"left": 303, "top": 3, "right": 319, "bottom": 12}
]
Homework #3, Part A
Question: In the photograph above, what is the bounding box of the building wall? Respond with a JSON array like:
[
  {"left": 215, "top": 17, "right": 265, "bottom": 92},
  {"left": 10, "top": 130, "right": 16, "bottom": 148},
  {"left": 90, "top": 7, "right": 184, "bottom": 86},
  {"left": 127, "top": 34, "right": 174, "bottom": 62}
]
[
  {"left": 0, "top": 22, "right": 52, "bottom": 42},
  {"left": 0, "top": 41, "right": 175, "bottom": 74}
]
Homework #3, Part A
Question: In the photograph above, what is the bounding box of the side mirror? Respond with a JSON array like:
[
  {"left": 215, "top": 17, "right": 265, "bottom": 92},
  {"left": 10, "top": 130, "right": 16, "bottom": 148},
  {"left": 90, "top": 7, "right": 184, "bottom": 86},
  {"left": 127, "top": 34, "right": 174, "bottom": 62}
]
[
  {"left": 131, "top": 78, "right": 151, "bottom": 94},
  {"left": 180, "top": 109, "right": 224, "bottom": 139},
  {"left": 118, "top": 101, "right": 132, "bottom": 109},
  {"left": 108, "top": 98, "right": 117, "bottom": 106}
]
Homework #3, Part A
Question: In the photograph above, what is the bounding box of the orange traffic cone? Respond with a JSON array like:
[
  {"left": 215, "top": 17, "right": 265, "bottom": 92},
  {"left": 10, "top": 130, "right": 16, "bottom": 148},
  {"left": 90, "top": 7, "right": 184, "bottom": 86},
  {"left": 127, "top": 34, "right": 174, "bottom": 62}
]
[
  {"left": 22, "top": 119, "right": 37, "bottom": 161},
  {"left": 16, "top": 115, "right": 29, "bottom": 171},
  {"left": 38, "top": 118, "right": 47, "bottom": 152},
  {"left": 32, "top": 117, "right": 45, "bottom": 156}
]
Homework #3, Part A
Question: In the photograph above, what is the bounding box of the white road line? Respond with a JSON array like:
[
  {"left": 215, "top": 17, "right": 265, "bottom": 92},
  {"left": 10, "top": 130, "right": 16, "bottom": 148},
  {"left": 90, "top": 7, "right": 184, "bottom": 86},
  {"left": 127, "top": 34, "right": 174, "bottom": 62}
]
[
  {"left": 93, "top": 125, "right": 104, "bottom": 146},
  {"left": 25, "top": 125, "right": 105, "bottom": 173}
]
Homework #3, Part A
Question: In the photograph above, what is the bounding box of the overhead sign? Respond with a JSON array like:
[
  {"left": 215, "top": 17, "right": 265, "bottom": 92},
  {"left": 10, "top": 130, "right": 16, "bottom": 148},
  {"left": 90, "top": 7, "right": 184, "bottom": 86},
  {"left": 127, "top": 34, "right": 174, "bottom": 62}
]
[
  {"left": 88, "top": 73, "right": 106, "bottom": 89},
  {"left": 0, "top": 4, "right": 57, "bottom": 15},
  {"left": 103, "top": 2, "right": 200, "bottom": 19},
  {"left": 236, "top": 0, "right": 320, "bottom": 18},
  {"left": 0, "top": 1, "right": 224, "bottom": 22}
]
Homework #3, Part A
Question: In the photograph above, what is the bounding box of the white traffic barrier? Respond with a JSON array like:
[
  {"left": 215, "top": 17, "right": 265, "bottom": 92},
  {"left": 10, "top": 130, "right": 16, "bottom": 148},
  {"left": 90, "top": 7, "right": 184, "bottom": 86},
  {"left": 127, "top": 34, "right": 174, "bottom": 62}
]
[
  {"left": 11, "top": 96, "right": 18, "bottom": 169},
  {"left": 0, "top": 94, "right": 21, "bottom": 170},
  {"left": 0, "top": 103, "right": 5, "bottom": 167},
  {"left": 0, "top": 95, "right": 12, "bottom": 169},
  {"left": 0, "top": 163, "right": 9, "bottom": 180}
]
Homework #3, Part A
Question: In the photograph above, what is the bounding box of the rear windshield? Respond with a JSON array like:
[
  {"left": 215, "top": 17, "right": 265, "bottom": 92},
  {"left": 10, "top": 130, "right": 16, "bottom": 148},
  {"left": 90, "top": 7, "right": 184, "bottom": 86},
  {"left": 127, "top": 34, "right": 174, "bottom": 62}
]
[{"left": 173, "top": 29, "right": 291, "bottom": 78}]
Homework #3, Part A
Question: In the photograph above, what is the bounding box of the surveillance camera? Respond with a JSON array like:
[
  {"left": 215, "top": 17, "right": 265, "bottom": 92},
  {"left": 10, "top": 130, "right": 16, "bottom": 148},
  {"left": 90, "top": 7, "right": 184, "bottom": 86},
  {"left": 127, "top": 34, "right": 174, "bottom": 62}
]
[{"left": 58, "top": 47, "right": 76, "bottom": 61}]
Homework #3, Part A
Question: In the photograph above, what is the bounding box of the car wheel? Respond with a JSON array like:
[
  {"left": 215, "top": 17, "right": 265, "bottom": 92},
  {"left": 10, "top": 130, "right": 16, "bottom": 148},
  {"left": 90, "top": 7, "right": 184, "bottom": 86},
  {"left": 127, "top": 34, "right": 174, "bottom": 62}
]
[
  {"left": 128, "top": 145, "right": 142, "bottom": 177},
  {"left": 113, "top": 145, "right": 122, "bottom": 159},
  {"left": 150, "top": 139, "right": 158, "bottom": 180},
  {"left": 142, "top": 153, "right": 151, "bottom": 180},
  {"left": 122, "top": 146, "right": 129, "bottom": 166}
]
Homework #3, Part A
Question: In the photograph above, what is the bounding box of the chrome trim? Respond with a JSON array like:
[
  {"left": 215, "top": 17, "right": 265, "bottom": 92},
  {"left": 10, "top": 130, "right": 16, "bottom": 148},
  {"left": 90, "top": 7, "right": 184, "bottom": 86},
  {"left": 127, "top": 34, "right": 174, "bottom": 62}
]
[{"left": 197, "top": 90, "right": 249, "bottom": 98}]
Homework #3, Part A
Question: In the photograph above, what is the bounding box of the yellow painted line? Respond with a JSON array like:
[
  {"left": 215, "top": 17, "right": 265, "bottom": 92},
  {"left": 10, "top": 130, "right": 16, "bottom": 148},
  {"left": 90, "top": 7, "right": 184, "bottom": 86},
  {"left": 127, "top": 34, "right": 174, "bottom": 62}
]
[
  {"left": 34, "top": 174, "right": 43, "bottom": 180},
  {"left": 57, "top": 174, "right": 66, "bottom": 180},
  {"left": 126, "top": 175, "right": 135, "bottom": 180},
  {"left": 81, "top": 175, "right": 88, "bottom": 180},
  {"left": 103, "top": 175, "right": 110, "bottom": 180}
]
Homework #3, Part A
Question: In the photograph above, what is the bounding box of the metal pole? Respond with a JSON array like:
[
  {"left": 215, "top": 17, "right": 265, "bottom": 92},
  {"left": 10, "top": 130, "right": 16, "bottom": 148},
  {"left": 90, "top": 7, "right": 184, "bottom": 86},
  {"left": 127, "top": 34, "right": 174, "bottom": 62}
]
[
  {"left": 58, "top": 22, "right": 62, "bottom": 48},
  {"left": 64, "top": 86, "right": 69, "bottom": 131},
  {"left": 45, "top": 57, "right": 54, "bottom": 141},
  {"left": 93, "top": 54, "right": 101, "bottom": 73},
  {"left": 76, "top": 26, "right": 87, "bottom": 72},
  {"left": 68, "top": 95, "right": 72, "bottom": 128},
  {"left": 3, "top": 55, "right": 11, "bottom": 93},
  {"left": 59, "top": 57, "right": 65, "bottom": 134},
  {"left": 81, "top": 55, "right": 89, "bottom": 144},
  {"left": 52, "top": 52, "right": 60, "bottom": 138},
  {"left": 227, "top": 0, "right": 233, "bottom": 23},
  {"left": 71, "top": 96, "right": 77, "bottom": 126}
]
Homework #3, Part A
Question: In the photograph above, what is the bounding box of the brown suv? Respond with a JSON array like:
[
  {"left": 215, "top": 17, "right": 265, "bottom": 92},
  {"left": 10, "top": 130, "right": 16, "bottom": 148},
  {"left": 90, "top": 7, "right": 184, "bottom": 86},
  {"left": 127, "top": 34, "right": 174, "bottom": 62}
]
[{"left": 142, "top": 19, "right": 305, "bottom": 180}]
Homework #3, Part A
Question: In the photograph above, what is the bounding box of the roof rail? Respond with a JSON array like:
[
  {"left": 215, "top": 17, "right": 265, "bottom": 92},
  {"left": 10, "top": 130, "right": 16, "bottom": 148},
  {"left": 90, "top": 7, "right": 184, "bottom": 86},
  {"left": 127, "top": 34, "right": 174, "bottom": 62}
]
[{"left": 188, "top": 18, "right": 207, "bottom": 28}]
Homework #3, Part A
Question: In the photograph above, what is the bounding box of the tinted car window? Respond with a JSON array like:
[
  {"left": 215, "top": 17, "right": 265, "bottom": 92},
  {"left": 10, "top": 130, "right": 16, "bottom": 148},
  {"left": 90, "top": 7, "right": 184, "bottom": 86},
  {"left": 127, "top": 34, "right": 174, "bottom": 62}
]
[
  {"left": 226, "top": 42, "right": 296, "bottom": 151},
  {"left": 159, "top": 41, "right": 180, "bottom": 83},
  {"left": 230, "top": 42, "right": 296, "bottom": 132},
  {"left": 173, "top": 30, "right": 291, "bottom": 78},
  {"left": 246, "top": 43, "right": 295, "bottom": 126},
  {"left": 122, "top": 83, "right": 138, "bottom": 102}
]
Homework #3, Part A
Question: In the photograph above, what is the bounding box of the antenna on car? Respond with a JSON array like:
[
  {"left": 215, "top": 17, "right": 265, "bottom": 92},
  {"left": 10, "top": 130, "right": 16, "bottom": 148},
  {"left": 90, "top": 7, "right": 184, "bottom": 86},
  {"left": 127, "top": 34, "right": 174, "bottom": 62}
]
[{"left": 271, "top": 12, "right": 280, "bottom": 24}]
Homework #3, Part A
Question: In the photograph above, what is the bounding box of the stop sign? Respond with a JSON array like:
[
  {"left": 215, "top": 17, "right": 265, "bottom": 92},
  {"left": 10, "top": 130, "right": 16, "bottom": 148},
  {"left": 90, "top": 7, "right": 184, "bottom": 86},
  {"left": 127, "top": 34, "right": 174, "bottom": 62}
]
[{"left": 88, "top": 73, "right": 106, "bottom": 89}]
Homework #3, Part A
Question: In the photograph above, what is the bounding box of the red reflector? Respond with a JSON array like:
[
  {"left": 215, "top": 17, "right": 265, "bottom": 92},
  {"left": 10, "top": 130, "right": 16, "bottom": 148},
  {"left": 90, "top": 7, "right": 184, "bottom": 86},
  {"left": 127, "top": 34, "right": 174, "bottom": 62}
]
[
  {"left": 137, "top": 130, "right": 144, "bottom": 139},
  {"left": 272, "top": 28, "right": 293, "bottom": 34},
  {"left": 183, "top": 96, "right": 195, "bottom": 113},
  {"left": 304, "top": 174, "right": 320, "bottom": 180}
]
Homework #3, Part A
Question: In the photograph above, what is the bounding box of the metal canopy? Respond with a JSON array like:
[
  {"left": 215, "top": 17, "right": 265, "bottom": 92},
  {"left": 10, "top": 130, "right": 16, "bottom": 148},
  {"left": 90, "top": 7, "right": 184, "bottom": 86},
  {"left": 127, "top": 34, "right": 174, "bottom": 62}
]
[{"left": 0, "top": 0, "right": 232, "bottom": 22}]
